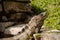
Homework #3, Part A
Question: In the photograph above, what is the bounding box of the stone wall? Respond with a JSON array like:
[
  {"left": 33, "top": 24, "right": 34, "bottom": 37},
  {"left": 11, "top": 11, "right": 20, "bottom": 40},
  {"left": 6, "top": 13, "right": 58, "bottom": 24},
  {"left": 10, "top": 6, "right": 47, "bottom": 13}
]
[{"left": 0, "top": 0, "right": 33, "bottom": 22}]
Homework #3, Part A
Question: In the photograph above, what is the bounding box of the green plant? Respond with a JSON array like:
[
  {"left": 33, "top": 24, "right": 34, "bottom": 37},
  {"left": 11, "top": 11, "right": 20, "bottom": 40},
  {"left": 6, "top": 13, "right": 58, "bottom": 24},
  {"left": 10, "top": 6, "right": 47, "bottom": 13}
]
[{"left": 31, "top": 0, "right": 60, "bottom": 30}]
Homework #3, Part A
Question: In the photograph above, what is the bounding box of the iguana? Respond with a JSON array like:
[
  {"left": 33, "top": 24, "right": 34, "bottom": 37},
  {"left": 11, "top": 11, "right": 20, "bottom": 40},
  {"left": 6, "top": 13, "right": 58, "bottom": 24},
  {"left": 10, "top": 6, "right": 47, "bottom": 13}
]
[
  {"left": 0, "top": 12, "right": 46, "bottom": 40},
  {"left": 3, "top": 12, "right": 46, "bottom": 40}
]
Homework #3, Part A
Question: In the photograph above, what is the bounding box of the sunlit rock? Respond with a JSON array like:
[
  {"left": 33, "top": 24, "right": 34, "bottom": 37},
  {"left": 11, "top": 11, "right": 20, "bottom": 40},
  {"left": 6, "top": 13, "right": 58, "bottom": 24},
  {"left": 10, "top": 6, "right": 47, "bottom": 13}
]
[{"left": 4, "top": 24, "right": 26, "bottom": 35}]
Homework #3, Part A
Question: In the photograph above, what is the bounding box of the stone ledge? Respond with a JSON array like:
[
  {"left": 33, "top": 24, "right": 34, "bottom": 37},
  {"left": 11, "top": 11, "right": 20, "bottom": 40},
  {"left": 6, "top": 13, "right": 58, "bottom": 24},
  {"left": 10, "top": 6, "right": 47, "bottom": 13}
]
[
  {"left": 4, "top": 2, "right": 31, "bottom": 13},
  {"left": 41, "top": 30, "right": 60, "bottom": 40}
]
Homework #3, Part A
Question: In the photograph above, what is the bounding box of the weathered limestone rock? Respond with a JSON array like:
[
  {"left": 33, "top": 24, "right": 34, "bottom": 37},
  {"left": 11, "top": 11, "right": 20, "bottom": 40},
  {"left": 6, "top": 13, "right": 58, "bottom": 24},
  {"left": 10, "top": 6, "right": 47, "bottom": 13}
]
[
  {"left": 0, "top": 38, "right": 16, "bottom": 40},
  {"left": 4, "top": 2, "right": 31, "bottom": 13},
  {"left": 9, "top": 13, "right": 23, "bottom": 20},
  {"left": 46, "top": 30, "right": 60, "bottom": 32},
  {"left": 7, "top": 13, "right": 31, "bottom": 22},
  {"left": 0, "top": 0, "right": 33, "bottom": 22},
  {"left": 1, "top": 22, "right": 16, "bottom": 27},
  {"left": 4, "top": 24, "right": 26, "bottom": 35},
  {"left": 33, "top": 30, "right": 60, "bottom": 40},
  {"left": 3, "top": 13, "right": 25, "bottom": 21},
  {"left": 2, "top": 12, "right": 33, "bottom": 22},
  {"left": 0, "top": 22, "right": 16, "bottom": 32},
  {"left": 41, "top": 30, "right": 60, "bottom": 40}
]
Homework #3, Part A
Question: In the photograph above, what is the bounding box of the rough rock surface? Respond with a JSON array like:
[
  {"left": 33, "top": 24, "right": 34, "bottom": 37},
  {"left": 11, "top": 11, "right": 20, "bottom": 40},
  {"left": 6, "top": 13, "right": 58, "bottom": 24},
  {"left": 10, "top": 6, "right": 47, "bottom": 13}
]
[
  {"left": 4, "top": 24, "right": 26, "bottom": 35},
  {"left": 0, "top": 22, "right": 16, "bottom": 32},
  {"left": 0, "top": 0, "right": 33, "bottom": 22},
  {"left": 4, "top": 2, "right": 31, "bottom": 13},
  {"left": 41, "top": 30, "right": 60, "bottom": 40},
  {"left": 0, "top": 37, "right": 16, "bottom": 40}
]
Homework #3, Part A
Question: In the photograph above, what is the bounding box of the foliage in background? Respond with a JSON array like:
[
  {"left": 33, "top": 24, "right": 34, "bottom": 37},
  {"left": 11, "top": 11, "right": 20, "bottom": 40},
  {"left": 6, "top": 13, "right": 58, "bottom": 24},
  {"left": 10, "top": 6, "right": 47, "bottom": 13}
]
[{"left": 31, "top": 0, "right": 60, "bottom": 30}]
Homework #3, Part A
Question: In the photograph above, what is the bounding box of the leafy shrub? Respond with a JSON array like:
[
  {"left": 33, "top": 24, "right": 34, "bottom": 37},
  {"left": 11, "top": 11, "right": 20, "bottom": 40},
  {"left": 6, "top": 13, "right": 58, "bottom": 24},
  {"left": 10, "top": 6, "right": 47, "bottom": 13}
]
[{"left": 31, "top": 0, "right": 60, "bottom": 30}]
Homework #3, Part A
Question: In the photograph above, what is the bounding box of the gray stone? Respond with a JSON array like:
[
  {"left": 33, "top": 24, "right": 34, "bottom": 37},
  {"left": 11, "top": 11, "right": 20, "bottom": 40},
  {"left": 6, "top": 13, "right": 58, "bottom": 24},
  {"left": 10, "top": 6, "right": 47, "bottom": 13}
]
[
  {"left": 1, "top": 22, "right": 16, "bottom": 27},
  {"left": 3, "top": 12, "right": 32, "bottom": 22},
  {"left": 8, "top": 13, "right": 26, "bottom": 21},
  {"left": 0, "top": 22, "right": 16, "bottom": 32},
  {"left": 4, "top": 24, "right": 26, "bottom": 35},
  {"left": 41, "top": 31, "right": 60, "bottom": 40},
  {"left": 4, "top": 2, "right": 31, "bottom": 13},
  {"left": 0, "top": 38, "right": 16, "bottom": 40}
]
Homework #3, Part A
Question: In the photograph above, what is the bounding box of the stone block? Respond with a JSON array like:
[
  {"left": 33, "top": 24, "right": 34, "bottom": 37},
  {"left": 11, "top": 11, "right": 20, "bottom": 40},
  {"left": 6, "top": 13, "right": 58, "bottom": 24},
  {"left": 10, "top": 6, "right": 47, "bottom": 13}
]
[
  {"left": 41, "top": 30, "right": 60, "bottom": 40},
  {"left": 4, "top": 2, "right": 31, "bottom": 13},
  {"left": 0, "top": 22, "right": 16, "bottom": 32},
  {"left": 4, "top": 24, "right": 26, "bottom": 35}
]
